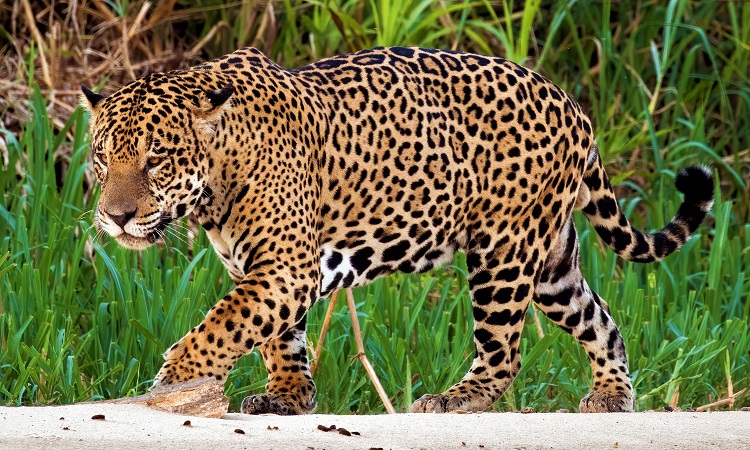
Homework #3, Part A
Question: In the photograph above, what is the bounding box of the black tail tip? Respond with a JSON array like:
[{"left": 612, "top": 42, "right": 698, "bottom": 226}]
[{"left": 675, "top": 166, "right": 714, "bottom": 205}]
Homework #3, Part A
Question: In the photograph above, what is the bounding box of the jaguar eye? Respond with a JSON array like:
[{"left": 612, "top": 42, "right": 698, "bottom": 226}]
[
  {"left": 95, "top": 152, "right": 108, "bottom": 166},
  {"left": 145, "top": 156, "right": 164, "bottom": 170}
]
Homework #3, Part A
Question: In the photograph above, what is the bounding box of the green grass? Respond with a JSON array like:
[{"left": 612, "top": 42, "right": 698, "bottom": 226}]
[{"left": 1, "top": 0, "right": 749, "bottom": 413}]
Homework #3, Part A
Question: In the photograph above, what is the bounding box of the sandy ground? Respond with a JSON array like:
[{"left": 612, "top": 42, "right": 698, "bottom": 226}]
[{"left": 0, "top": 403, "right": 748, "bottom": 450}]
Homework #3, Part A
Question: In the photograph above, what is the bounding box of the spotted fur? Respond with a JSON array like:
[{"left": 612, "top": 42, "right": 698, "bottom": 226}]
[{"left": 83, "top": 47, "right": 714, "bottom": 414}]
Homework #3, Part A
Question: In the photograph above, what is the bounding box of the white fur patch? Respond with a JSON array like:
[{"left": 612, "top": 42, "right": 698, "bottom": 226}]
[{"left": 319, "top": 245, "right": 357, "bottom": 296}]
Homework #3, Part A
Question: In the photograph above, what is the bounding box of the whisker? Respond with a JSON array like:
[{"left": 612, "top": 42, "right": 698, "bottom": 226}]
[
  {"left": 82, "top": 222, "right": 97, "bottom": 234},
  {"left": 93, "top": 229, "right": 105, "bottom": 246},
  {"left": 201, "top": 187, "right": 214, "bottom": 200},
  {"left": 77, "top": 208, "right": 95, "bottom": 221},
  {"left": 165, "top": 228, "right": 189, "bottom": 247},
  {"left": 168, "top": 224, "right": 195, "bottom": 236},
  {"left": 167, "top": 220, "right": 189, "bottom": 229},
  {"left": 158, "top": 229, "right": 172, "bottom": 247},
  {"left": 166, "top": 224, "right": 190, "bottom": 240},
  {"left": 167, "top": 222, "right": 196, "bottom": 238},
  {"left": 163, "top": 221, "right": 188, "bottom": 240}
]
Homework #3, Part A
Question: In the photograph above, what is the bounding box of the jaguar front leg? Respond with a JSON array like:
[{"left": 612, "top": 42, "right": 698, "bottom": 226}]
[
  {"left": 152, "top": 274, "right": 317, "bottom": 390},
  {"left": 153, "top": 149, "right": 323, "bottom": 407},
  {"left": 241, "top": 319, "right": 317, "bottom": 415}
]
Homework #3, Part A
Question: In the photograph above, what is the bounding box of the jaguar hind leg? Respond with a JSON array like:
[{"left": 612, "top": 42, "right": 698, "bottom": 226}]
[
  {"left": 534, "top": 219, "right": 634, "bottom": 412},
  {"left": 412, "top": 236, "right": 543, "bottom": 413}
]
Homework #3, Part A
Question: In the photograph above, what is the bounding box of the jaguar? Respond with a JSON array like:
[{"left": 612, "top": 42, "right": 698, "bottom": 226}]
[{"left": 82, "top": 46, "right": 713, "bottom": 414}]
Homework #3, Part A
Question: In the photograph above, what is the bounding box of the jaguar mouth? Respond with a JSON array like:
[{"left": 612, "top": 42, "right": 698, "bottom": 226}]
[
  {"left": 115, "top": 233, "right": 156, "bottom": 250},
  {"left": 114, "top": 215, "right": 172, "bottom": 250},
  {"left": 146, "top": 215, "right": 171, "bottom": 242}
]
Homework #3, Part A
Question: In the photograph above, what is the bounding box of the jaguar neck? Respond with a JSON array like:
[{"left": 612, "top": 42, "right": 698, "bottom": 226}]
[{"left": 194, "top": 156, "right": 238, "bottom": 234}]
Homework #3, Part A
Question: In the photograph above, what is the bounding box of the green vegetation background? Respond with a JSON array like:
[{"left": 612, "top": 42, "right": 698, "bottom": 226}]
[{"left": 1, "top": 0, "right": 748, "bottom": 412}]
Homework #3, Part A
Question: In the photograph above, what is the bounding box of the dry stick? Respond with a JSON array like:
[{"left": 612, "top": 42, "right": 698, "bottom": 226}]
[
  {"left": 148, "top": 0, "right": 179, "bottom": 27},
  {"left": 668, "top": 385, "right": 680, "bottom": 409},
  {"left": 121, "top": 19, "right": 136, "bottom": 81},
  {"left": 262, "top": 2, "right": 278, "bottom": 55},
  {"left": 108, "top": 377, "right": 228, "bottom": 418},
  {"left": 187, "top": 22, "right": 229, "bottom": 57},
  {"left": 127, "top": 1, "right": 152, "bottom": 40},
  {"left": 89, "top": 0, "right": 118, "bottom": 22},
  {"left": 251, "top": 2, "right": 273, "bottom": 48},
  {"left": 49, "top": 23, "right": 58, "bottom": 89},
  {"left": 344, "top": 288, "right": 396, "bottom": 414},
  {"left": 128, "top": 21, "right": 229, "bottom": 71},
  {"left": 695, "top": 387, "right": 747, "bottom": 412},
  {"left": 21, "top": 0, "right": 53, "bottom": 89},
  {"left": 310, "top": 290, "right": 340, "bottom": 376},
  {"left": 310, "top": 289, "right": 395, "bottom": 413},
  {"left": 389, "top": 374, "right": 421, "bottom": 405}
]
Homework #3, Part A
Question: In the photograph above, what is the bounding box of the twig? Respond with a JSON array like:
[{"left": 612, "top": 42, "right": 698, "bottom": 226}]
[
  {"left": 344, "top": 288, "right": 396, "bottom": 414},
  {"left": 311, "top": 288, "right": 395, "bottom": 413},
  {"left": 121, "top": 17, "right": 136, "bottom": 81},
  {"left": 108, "top": 377, "right": 228, "bottom": 418},
  {"left": 389, "top": 374, "right": 421, "bottom": 404},
  {"left": 21, "top": 0, "right": 53, "bottom": 89},
  {"left": 668, "top": 385, "right": 680, "bottom": 409},
  {"left": 148, "top": 0, "right": 179, "bottom": 27},
  {"left": 695, "top": 387, "right": 747, "bottom": 412},
  {"left": 128, "top": 1, "right": 153, "bottom": 40},
  {"left": 89, "top": 0, "right": 118, "bottom": 22},
  {"left": 187, "top": 21, "right": 229, "bottom": 57},
  {"left": 310, "top": 290, "right": 339, "bottom": 376}
]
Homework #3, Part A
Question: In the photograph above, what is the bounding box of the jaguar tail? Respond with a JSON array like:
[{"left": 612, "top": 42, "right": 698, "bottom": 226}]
[{"left": 578, "top": 147, "right": 714, "bottom": 263}]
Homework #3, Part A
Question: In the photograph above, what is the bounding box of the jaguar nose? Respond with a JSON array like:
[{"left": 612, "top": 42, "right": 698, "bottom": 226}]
[{"left": 106, "top": 207, "right": 136, "bottom": 229}]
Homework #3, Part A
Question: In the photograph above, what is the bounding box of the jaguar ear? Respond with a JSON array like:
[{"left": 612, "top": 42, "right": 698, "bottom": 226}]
[
  {"left": 205, "top": 83, "right": 234, "bottom": 109},
  {"left": 81, "top": 85, "right": 106, "bottom": 111},
  {"left": 193, "top": 83, "right": 234, "bottom": 131}
]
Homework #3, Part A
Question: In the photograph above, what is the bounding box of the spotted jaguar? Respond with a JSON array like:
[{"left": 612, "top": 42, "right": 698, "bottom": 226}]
[{"left": 82, "top": 46, "right": 713, "bottom": 414}]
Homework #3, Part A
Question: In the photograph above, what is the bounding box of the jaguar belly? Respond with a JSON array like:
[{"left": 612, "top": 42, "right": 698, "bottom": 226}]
[{"left": 318, "top": 242, "right": 457, "bottom": 297}]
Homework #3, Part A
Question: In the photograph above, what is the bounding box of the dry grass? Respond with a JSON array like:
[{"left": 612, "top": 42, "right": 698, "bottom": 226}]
[{"left": 0, "top": 0, "right": 279, "bottom": 135}]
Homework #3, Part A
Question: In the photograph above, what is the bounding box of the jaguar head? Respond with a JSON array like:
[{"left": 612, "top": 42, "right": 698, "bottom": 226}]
[{"left": 82, "top": 73, "right": 234, "bottom": 249}]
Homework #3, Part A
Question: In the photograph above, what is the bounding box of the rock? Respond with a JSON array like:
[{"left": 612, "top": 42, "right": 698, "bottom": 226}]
[{"left": 104, "top": 377, "right": 229, "bottom": 418}]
